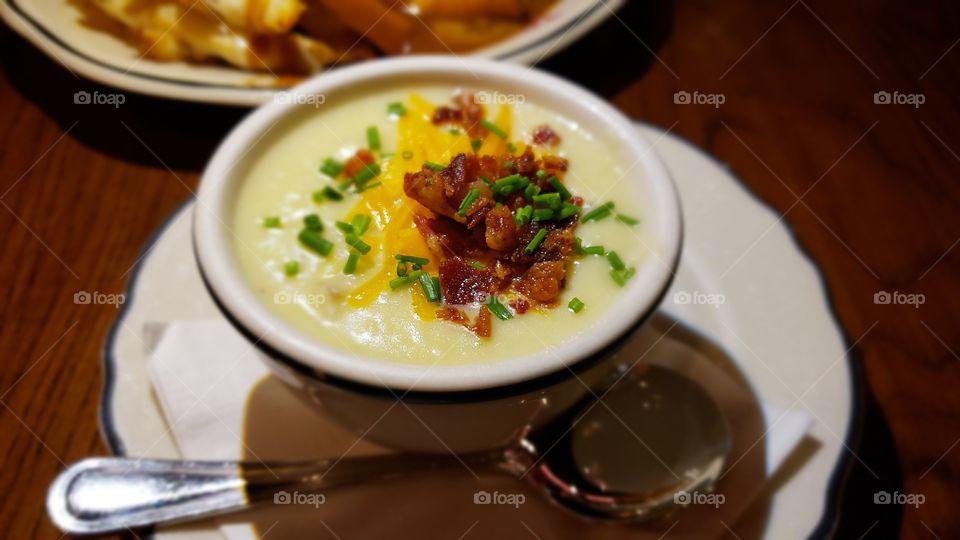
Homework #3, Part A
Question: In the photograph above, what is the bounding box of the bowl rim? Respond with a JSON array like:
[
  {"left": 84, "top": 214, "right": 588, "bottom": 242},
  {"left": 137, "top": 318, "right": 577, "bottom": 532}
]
[{"left": 193, "top": 56, "right": 683, "bottom": 393}]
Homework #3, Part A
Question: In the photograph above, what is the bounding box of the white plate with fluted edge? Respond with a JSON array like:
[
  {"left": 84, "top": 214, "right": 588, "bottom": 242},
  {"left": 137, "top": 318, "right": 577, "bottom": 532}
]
[
  {"left": 0, "top": 0, "right": 623, "bottom": 106},
  {"left": 99, "top": 123, "right": 857, "bottom": 539}
]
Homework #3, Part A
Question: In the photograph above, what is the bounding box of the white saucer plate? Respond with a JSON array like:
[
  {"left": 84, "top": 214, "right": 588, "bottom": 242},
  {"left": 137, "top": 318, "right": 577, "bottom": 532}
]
[
  {"left": 101, "top": 123, "right": 857, "bottom": 539},
  {"left": 1, "top": 0, "right": 623, "bottom": 106}
]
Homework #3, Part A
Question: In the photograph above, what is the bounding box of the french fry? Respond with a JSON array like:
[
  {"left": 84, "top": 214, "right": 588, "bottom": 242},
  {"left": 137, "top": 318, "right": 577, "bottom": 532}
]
[{"left": 311, "top": 0, "right": 413, "bottom": 54}]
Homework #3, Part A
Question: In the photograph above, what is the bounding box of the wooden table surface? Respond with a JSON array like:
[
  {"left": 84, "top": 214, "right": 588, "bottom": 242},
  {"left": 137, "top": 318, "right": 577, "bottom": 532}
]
[{"left": 0, "top": 1, "right": 956, "bottom": 538}]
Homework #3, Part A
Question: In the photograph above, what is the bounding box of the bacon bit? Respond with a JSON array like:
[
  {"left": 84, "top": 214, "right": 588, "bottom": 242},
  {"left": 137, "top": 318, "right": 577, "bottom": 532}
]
[
  {"left": 532, "top": 125, "right": 561, "bottom": 146},
  {"left": 405, "top": 169, "right": 461, "bottom": 220},
  {"left": 432, "top": 95, "right": 486, "bottom": 138},
  {"left": 517, "top": 261, "right": 566, "bottom": 303},
  {"left": 541, "top": 155, "right": 569, "bottom": 179},
  {"left": 432, "top": 106, "right": 463, "bottom": 125},
  {"left": 514, "top": 148, "right": 539, "bottom": 177},
  {"left": 478, "top": 155, "right": 500, "bottom": 180},
  {"left": 441, "top": 153, "right": 479, "bottom": 199},
  {"left": 439, "top": 257, "right": 499, "bottom": 304},
  {"left": 484, "top": 206, "right": 518, "bottom": 251},
  {"left": 473, "top": 306, "right": 492, "bottom": 338},
  {"left": 404, "top": 154, "right": 492, "bottom": 227},
  {"left": 510, "top": 298, "right": 530, "bottom": 314},
  {"left": 453, "top": 94, "right": 486, "bottom": 137},
  {"left": 413, "top": 215, "right": 486, "bottom": 259},
  {"left": 570, "top": 196, "right": 584, "bottom": 207},
  {"left": 540, "top": 229, "right": 576, "bottom": 261},
  {"left": 344, "top": 149, "right": 375, "bottom": 178},
  {"left": 437, "top": 306, "right": 493, "bottom": 338},
  {"left": 437, "top": 307, "right": 470, "bottom": 326}
]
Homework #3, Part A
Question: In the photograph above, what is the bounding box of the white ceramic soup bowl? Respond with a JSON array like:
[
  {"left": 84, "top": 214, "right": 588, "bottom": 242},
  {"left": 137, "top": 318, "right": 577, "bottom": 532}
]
[{"left": 194, "top": 56, "right": 682, "bottom": 453}]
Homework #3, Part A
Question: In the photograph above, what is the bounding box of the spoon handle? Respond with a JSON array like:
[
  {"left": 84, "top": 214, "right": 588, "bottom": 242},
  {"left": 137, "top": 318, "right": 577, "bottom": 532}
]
[{"left": 47, "top": 454, "right": 485, "bottom": 535}]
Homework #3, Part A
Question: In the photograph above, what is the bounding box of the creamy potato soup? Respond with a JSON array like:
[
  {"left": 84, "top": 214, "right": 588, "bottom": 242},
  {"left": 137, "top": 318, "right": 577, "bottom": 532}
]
[{"left": 232, "top": 86, "right": 654, "bottom": 365}]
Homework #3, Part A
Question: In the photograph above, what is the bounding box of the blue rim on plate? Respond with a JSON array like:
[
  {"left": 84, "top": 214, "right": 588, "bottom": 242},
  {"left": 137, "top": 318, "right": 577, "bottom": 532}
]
[{"left": 98, "top": 127, "right": 869, "bottom": 539}]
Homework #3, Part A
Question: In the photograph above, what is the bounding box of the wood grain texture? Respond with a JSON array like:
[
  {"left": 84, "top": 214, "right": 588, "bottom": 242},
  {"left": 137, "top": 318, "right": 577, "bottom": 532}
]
[{"left": 0, "top": 0, "right": 956, "bottom": 538}]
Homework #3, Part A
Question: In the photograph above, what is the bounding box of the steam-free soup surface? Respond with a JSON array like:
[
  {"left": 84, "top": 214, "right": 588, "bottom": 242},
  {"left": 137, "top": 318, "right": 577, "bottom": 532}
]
[{"left": 232, "top": 86, "right": 654, "bottom": 365}]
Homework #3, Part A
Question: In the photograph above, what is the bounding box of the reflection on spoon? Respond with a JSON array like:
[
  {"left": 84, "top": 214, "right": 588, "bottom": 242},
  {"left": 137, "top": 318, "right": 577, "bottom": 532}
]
[
  {"left": 47, "top": 365, "right": 731, "bottom": 535},
  {"left": 525, "top": 365, "right": 732, "bottom": 520}
]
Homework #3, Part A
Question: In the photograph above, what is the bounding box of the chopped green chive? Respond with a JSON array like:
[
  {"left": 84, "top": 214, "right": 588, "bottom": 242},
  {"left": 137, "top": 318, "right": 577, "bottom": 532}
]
[
  {"left": 351, "top": 163, "right": 381, "bottom": 187},
  {"left": 558, "top": 202, "right": 581, "bottom": 219},
  {"left": 351, "top": 214, "right": 372, "bottom": 235},
  {"left": 568, "top": 297, "right": 585, "bottom": 313},
  {"left": 525, "top": 228, "right": 548, "bottom": 254},
  {"left": 503, "top": 160, "right": 515, "bottom": 170},
  {"left": 343, "top": 252, "right": 360, "bottom": 274},
  {"left": 458, "top": 188, "right": 480, "bottom": 216},
  {"left": 481, "top": 119, "right": 508, "bottom": 139},
  {"left": 515, "top": 205, "right": 533, "bottom": 226},
  {"left": 495, "top": 173, "right": 524, "bottom": 185},
  {"left": 548, "top": 177, "right": 572, "bottom": 200},
  {"left": 283, "top": 260, "right": 300, "bottom": 277},
  {"left": 366, "top": 126, "right": 381, "bottom": 151},
  {"left": 395, "top": 254, "right": 430, "bottom": 266},
  {"left": 574, "top": 237, "right": 599, "bottom": 255},
  {"left": 322, "top": 186, "right": 343, "bottom": 200},
  {"left": 607, "top": 251, "right": 626, "bottom": 271},
  {"left": 449, "top": 128, "right": 461, "bottom": 135},
  {"left": 303, "top": 214, "right": 323, "bottom": 231},
  {"left": 532, "top": 208, "right": 554, "bottom": 221},
  {"left": 356, "top": 181, "right": 382, "bottom": 193},
  {"left": 533, "top": 192, "right": 562, "bottom": 210},
  {"left": 616, "top": 213, "right": 641, "bottom": 226},
  {"left": 424, "top": 161, "right": 446, "bottom": 172},
  {"left": 389, "top": 270, "right": 423, "bottom": 290},
  {"left": 470, "top": 139, "right": 483, "bottom": 152},
  {"left": 401, "top": 150, "right": 414, "bottom": 160},
  {"left": 610, "top": 267, "right": 636, "bottom": 287},
  {"left": 320, "top": 158, "right": 344, "bottom": 178},
  {"left": 484, "top": 295, "right": 513, "bottom": 320},
  {"left": 313, "top": 185, "right": 343, "bottom": 202},
  {"left": 480, "top": 176, "right": 494, "bottom": 188},
  {"left": 581, "top": 201, "right": 615, "bottom": 223},
  {"left": 507, "top": 142, "right": 517, "bottom": 153},
  {"left": 335, "top": 221, "right": 354, "bottom": 234},
  {"left": 468, "top": 261, "right": 486, "bottom": 270},
  {"left": 535, "top": 170, "right": 547, "bottom": 180},
  {"left": 396, "top": 261, "right": 408, "bottom": 276},
  {"left": 493, "top": 174, "right": 528, "bottom": 197},
  {"left": 524, "top": 183, "right": 541, "bottom": 200},
  {"left": 387, "top": 102, "right": 407, "bottom": 116},
  {"left": 298, "top": 229, "right": 332, "bottom": 256},
  {"left": 344, "top": 233, "right": 371, "bottom": 254},
  {"left": 263, "top": 216, "right": 281, "bottom": 228},
  {"left": 419, "top": 272, "right": 441, "bottom": 302}
]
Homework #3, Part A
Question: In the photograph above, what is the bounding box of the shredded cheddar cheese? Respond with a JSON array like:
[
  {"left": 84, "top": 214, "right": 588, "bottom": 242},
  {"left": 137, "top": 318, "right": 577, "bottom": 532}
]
[{"left": 346, "top": 94, "right": 512, "bottom": 312}]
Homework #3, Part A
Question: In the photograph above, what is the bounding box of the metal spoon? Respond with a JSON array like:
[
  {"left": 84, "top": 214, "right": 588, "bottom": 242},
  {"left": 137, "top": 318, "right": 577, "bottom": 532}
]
[{"left": 47, "top": 365, "right": 731, "bottom": 535}]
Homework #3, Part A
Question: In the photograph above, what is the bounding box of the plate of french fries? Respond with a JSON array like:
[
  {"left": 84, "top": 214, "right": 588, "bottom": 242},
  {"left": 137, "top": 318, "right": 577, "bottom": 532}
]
[{"left": 1, "top": 0, "right": 623, "bottom": 105}]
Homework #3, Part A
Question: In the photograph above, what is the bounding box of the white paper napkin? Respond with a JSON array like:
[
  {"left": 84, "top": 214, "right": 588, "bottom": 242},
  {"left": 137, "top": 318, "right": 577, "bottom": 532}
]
[{"left": 147, "top": 320, "right": 812, "bottom": 539}]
